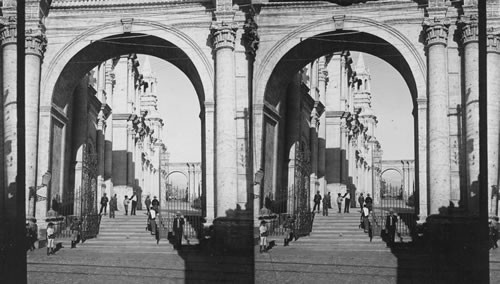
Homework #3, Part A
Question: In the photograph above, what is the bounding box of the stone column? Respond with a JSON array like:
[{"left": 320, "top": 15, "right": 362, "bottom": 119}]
[
  {"left": 104, "top": 63, "right": 114, "bottom": 192},
  {"left": 204, "top": 101, "right": 215, "bottom": 221},
  {"left": 97, "top": 112, "right": 106, "bottom": 198},
  {"left": 458, "top": 15, "right": 480, "bottom": 214},
  {"left": 318, "top": 63, "right": 327, "bottom": 195},
  {"left": 211, "top": 22, "right": 238, "bottom": 217},
  {"left": 127, "top": 119, "right": 135, "bottom": 189},
  {"left": 487, "top": 32, "right": 500, "bottom": 216},
  {"left": 1, "top": 19, "right": 17, "bottom": 194},
  {"left": 417, "top": 97, "right": 428, "bottom": 217},
  {"left": 25, "top": 32, "right": 46, "bottom": 212},
  {"left": 310, "top": 108, "right": 319, "bottom": 204},
  {"left": 423, "top": 18, "right": 451, "bottom": 215}
]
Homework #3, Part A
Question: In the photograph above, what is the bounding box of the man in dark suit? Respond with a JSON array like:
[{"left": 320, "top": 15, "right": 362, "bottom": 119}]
[
  {"left": 385, "top": 209, "right": 398, "bottom": 247},
  {"left": 173, "top": 211, "right": 185, "bottom": 250}
]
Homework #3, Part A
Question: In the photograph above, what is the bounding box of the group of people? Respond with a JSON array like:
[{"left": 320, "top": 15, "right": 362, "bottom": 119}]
[
  {"left": 360, "top": 204, "right": 399, "bottom": 246},
  {"left": 99, "top": 191, "right": 161, "bottom": 217},
  {"left": 312, "top": 190, "right": 374, "bottom": 215},
  {"left": 99, "top": 193, "right": 118, "bottom": 218}
]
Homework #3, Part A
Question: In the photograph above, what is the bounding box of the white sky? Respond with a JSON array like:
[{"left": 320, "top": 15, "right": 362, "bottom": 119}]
[{"left": 139, "top": 51, "right": 414, "bottom": 165}]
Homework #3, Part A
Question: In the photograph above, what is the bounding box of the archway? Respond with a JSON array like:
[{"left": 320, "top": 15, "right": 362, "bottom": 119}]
[
  {"left": 254, "top": 18, "right": 424, "bottom": 235},
  {"left": 37, "top": 23, "right": 213, "bottom": 223}
]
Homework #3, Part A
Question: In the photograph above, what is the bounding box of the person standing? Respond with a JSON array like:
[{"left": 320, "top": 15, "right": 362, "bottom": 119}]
[
  {"left": 109, "top": 194, "right": 117, "bottom": 218},
  {"left": 283, "top": 216, "right": 295, "bottom": 246},
  {"left": 336, "top": 193, "right": 343, "bottom": 213},
  {"left": 27, "top": 220, "right": 38, "bottom": 251},
  {"left": 322, "top": 195, "right": 329, "bottom": 216},
  {"left": 361, "top": 204, "right": 370, "bottom": 233},
  {"left": 343, "top": 190, "right": 351, "bottom": 213},
  {"left": 313, "top": 191, "right": 322, "bottom": 213},
  {"left": 123, "top": 195, "right": 130, "bottom": 216},
  {"left": 365, "top": 193, "right": 373, "bottom": 211},
  {"left": 152, "top": 196, "right": 160, "bottom": 212},
  {"left": 172, "top": 211, "right": 185, "bottom": 250},
  {"left": 144, "top": 195, "right": 152, "bottom": 214},
  {"left": 129, "top": 192, "right": 138, "bottom": 215},
  {"left": 148, "top": 206, "right": 157, "bottom": 236},
  {"left": 99, "top": 193, "right": 109, "bottom": 215},
  {"left": 46, "top": 222, "right": 55, "bottom": 255},
  {"left": 259, "top": 220, "right": 268, "bottom": 253},
  {"left": 326, "top": 192, "right": 332, "bottom": 209},
  {"left": 70, "top": 217, "right": 81, "bottom": 248},
  {"left": 385, "top": 209, "right": 398, "bottom": 247},
  {"left": 358, "top": 193, "right": 365, "bottom": 211}
]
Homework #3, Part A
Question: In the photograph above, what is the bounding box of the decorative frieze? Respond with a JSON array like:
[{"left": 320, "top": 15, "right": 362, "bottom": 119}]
[
  {"left": 422, "top": 17, "right": 450, "bottom": 47},
  {"left": 457, "top": 15, "right": 478, "bottom": 46},
  {"left": 211, "top": 22, "right": 237, "bottom": 51}
]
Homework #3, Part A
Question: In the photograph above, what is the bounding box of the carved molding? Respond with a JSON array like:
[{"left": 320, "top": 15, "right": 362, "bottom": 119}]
[
  {"left": 0, "top": 17, "right": 17, "bottom": 46},
  {"left": 487, "top": 32, "right": 500, "bottom": 54},
  {"left": 457, "top": 15, "right": 478, "bottom": 46},
  {"left": 243, "top": 14, "right": 259, "bottom": 58},
  {"left": 422, "top": 17, "right": 450, "bottom": 47},
  {"left": 211, "top": 22, "right": 237, "bottom": 51},
  {"left": 25, "top": 34, "right": 47, "bottom": 57}
]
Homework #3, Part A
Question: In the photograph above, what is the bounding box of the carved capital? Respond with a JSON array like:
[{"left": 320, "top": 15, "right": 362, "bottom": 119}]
[
  {"left": 457, "top": 15, "right": 478, "bottom": 46},
  {"left": 211, "top": 22, "right": 237, "bottom": 51},
  {"left": 487, "top": 31, "right": 500, "bottom": 54},
  {"left": 319, "top": 69, "right": 328, "bottom": 82},
  {"left": 422, "top": 17, "right": 450, "bottom": 47},
  {"left": 25, "top": 33, "right": 47, "bottom": 57},
  {"left": 243, "top": 15, "right": 259, "bottom": 58},
  {"left": 0, "top": 17, "right": 17, "bottom": 46}
]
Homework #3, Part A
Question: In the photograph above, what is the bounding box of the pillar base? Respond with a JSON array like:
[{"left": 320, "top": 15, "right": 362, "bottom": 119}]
[
  {"left": 212, "top": 214, "right": 254, "bottom": 255},
  {"left": 421, "top": 211, "right": 487, "bottom": 282}
]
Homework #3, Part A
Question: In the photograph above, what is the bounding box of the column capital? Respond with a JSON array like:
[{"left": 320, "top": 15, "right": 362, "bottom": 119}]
[
  {"left": 457, "top": 15, "right": 478, "bottom": 46},
  {"left": 25, "top": 33, "right": 47, "bottom": 58},
  {"left": 319, "top": 68, "right": 328, "bottom": 82},
  {"left": 487, "top": 30, "right": 500, "bottom": 54},
  {"left": 422, "top": 17, "right": 450, "bottom": 47},
  {"left": 0, "top": 16, "right": 17, "bottom": 46},
  {"left": 211, "top": 21, "right": 237, "bottom": 51}
]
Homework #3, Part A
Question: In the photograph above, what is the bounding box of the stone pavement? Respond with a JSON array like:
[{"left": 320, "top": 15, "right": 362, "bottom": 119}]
[{"left": 26, "top": 209, "right": 500, "bottom": 283}]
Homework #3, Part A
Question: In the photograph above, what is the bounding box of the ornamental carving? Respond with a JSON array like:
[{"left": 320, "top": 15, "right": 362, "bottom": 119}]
[
  {"left": 487, "top": 31, "right": 500, "bottom": 54},
  {"left": 211, "top": 22, "right": 237, "bottom": 51},
  {"left": 243, "top": 13, "right": 259, "bottom": 57},
  {"left": 457, "top": 15, "right": 478, "bottom": 45},
  {"left": 422, "top": 17, "right": 450, "bottom": 47},
  {"left": 0, "top": 17, "right": 17, "bottom": 46},
  {"left": 25, "top": 34, "right": 47, "bottom": 57}
]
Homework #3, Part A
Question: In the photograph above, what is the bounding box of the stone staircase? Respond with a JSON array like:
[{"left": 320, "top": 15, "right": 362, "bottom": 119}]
[
  {"left": 290, "top": 212, "right": 390, "bottom": 252},
  {"left": 77, "top": 212, "right": 200, "bottom": 253}
]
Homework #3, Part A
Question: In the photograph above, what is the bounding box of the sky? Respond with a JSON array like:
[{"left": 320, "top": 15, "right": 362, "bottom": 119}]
[{"left": 139, "top": 51, "right": 415, "bottom": 168}]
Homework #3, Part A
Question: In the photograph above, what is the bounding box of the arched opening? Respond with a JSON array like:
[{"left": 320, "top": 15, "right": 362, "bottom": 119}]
[
  {"left": 43, "top": 32, "right": 209, "bottom": 231},
  {"left": 256, "top": 28, "right": 421, "bottom": 237}
]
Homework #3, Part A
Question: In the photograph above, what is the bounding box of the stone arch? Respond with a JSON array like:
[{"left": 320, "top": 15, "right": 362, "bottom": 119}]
[
  {"left": 41, "top": 19, "right": 214, "bottom": 110},
  {"left": 255, "top": 16, "right": 426, "bottom": 107},
  {"left": 381, "top": 168, "right": 403, "bottom": 177},
  {"left": 166, "top": 170, "right": 189, "bottom": 181}
]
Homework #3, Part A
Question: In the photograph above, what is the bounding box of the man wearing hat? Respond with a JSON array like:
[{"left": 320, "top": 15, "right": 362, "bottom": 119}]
[
  {"left": 152, "top": 196, "right": 160, "bottom": 213},
  {"left": 172, "top": 211, "right": 185, "bottom": 250},
  {"left": 385, "top": 209, "right": 398, "bottom": 247}
]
